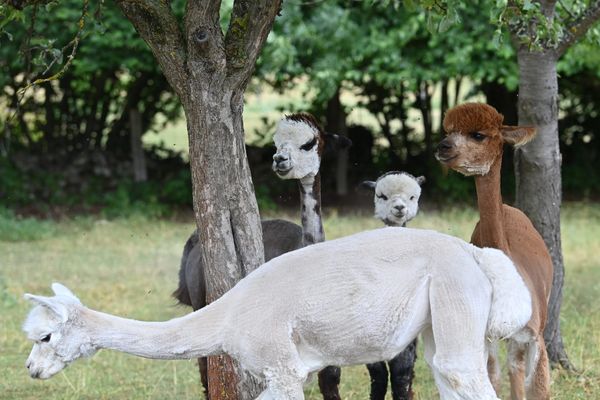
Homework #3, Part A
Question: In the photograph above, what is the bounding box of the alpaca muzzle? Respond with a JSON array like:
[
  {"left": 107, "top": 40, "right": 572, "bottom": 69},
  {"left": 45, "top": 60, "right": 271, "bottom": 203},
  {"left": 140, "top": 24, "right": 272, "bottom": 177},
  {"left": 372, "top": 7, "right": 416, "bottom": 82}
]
[{"left": 435, "top": 138, "right": 457, "bottom": 163}]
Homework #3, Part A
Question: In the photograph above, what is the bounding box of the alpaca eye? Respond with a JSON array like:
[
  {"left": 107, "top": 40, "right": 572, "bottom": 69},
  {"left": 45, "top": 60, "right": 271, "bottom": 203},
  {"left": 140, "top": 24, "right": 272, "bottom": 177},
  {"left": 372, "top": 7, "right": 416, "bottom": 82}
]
[
  {"left": 410, "top": 196, "right": 415, "bottom": 201},
  {"left": 41, "top": 334, "right": 51, "bottom": 343},
  {"left": 300, "top": 137, "right": 317, "bottom": 151},
  {"left": 470, "top": 132, "right": 486, "bottom": 141},
  {"left": 376, "top": 193, "right": 388, "bottom": 201}
]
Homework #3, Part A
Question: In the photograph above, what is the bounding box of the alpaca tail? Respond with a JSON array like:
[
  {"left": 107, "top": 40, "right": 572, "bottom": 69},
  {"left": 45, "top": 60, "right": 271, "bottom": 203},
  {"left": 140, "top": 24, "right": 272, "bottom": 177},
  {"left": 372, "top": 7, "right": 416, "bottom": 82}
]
[
  {"left": 172, "top": 230, "right": 200, "bottom": 307},
  {"left": 472, "top": 247, "right": 532, "bottom": 340}
]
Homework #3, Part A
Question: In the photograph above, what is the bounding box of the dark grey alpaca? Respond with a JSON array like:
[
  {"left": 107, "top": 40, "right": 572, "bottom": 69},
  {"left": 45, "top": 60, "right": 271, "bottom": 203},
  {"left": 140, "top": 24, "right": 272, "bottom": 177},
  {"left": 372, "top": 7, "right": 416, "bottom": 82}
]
[
  {"left": 360, "top": 171, "right": 425, "bottom": 400},
  {"left": 173, "top": 113, "right": 351, "bottom": 399}
]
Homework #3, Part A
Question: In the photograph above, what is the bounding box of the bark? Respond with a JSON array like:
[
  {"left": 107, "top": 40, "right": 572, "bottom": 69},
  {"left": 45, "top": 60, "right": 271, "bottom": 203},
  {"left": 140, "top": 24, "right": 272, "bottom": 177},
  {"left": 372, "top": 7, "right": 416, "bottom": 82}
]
[
  {"left": 514, "top": 49, "right": 572, "bottom": 370},
  {"left": 325, "top": 89, "right": 349, "bottom": 196},
  {"left": 184, "top": 84, "right": 265, "bottom": 399}
]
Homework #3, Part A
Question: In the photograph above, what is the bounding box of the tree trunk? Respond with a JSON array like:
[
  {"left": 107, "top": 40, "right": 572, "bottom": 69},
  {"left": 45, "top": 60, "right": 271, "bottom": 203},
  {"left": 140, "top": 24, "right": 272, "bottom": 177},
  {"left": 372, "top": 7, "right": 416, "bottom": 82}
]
[
  {"left": 514, "top": 49, "right": 572, "bottom": 369},
  {"left": 129, "top": 108, "right": 147, "bottom": 182},
  {"left": 184, "top": 83, "right": 265, "bottom": 399},
  {"left": 325, "top": 89, "right": 349, "bottom": 196}
]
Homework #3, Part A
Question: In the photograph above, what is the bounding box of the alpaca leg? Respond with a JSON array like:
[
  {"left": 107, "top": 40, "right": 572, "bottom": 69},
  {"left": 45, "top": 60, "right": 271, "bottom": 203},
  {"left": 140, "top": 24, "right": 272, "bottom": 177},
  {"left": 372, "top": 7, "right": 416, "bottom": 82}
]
[
  {"left": 198, "top": 357, "right": 209, "bottom": 399},
  {"left": 507, "top": 339, "right": 526, "bottom": 400},
  {"left": 525, "top": 336, "right": 550, "bottom": 400},
  {"left": 366, "top": 361, "right": 388, "bottom": 400},
  {"left": 487, "top": 341, "right": 501, "bottom": 395},
  {"left": 421, "top": 326, "right": 448, "bottom": 396},
  {"left": 429, "top": 279, "right": 498, "bottom": 400},
  {"left": 256, "top": 380, "right": 305, "bottom": 400},
  {"left": 388, "top": 339, "right": 417, "bottom": 400},
  {"left": 317, "top": 366, "right": 341, "bottom": 400}
]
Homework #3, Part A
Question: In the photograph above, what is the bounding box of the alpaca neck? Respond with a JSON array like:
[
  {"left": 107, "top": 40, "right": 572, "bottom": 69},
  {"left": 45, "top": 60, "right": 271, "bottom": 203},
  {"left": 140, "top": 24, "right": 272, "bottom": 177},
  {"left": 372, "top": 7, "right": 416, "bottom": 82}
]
[
  {"left": 83, "top": 303, "right": 224, "bottom": 360},
  {"left": 299, "top": 173, "right": 324, "bottom": 245},
  {"left": 474, "top": 156, "right": 509, "bottom": 251},
  {"left": 384, "top": 221, "right": 406, "bottom": 228}
]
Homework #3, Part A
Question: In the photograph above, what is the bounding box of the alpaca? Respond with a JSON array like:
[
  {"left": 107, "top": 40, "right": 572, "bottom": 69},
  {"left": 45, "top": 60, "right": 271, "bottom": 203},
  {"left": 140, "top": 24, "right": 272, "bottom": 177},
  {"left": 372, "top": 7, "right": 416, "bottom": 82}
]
[
  {"left": 272, "top": 112, "right": 346, "bottom": 400},
  {"left": 359, "top": 171, "right": 425, "bottom": 400},
  {"left": 172, "top": 112, "right": 350, "bottom": 397},
  {"left": 361, "top": 171, "right": 425, "bottom": 228},
  {"left": 435, "top": 103, "right": 554, "bottom": 399},
  {"left": 24, "top": 226, "right": 533, "bottom": 400}
]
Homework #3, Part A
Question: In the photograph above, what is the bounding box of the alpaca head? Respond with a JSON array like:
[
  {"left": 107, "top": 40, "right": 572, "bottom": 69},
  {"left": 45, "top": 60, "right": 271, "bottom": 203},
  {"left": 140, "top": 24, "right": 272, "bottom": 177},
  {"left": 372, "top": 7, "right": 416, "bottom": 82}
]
[
  {"left": 435, "top": 103, "right": 537, "bottom": 176},
  {"left": 272, "top": 113, "right": 351, "bottom": 180},
  {"left": 23, "top": 283, "right": 94, "bottom": 379},
  {"left": 360, "top": 172, "right": 425, "bottom": 226}
]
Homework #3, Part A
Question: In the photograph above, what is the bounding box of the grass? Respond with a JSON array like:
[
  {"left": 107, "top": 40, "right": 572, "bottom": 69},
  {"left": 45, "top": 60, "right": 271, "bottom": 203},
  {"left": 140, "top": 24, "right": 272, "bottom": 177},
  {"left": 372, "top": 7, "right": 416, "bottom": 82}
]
[{"left": 1, "top": 203, "right": 599, "bottom": 399}]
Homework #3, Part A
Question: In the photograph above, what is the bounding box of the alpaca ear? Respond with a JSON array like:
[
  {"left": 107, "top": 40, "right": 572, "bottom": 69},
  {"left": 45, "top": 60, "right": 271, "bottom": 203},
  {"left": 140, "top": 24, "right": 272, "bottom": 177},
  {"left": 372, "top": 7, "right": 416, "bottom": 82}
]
[
  {"left": 324, "top": 133, "right": 352, "bottom": 153},
  {"left": 358, "top": 181, "right": 376, "bottom": 192},
  {"left": 52, "top": 283, "right": 81, "bottom": 303},
  {"left": 500, "top": 125, "right": 537, "bottom": 147},
  {"left": 416, "top": 176, "right": 426, "bottom": 186},
  {"left": 24, "top": 294, "right": 69, "bottom": 323}
]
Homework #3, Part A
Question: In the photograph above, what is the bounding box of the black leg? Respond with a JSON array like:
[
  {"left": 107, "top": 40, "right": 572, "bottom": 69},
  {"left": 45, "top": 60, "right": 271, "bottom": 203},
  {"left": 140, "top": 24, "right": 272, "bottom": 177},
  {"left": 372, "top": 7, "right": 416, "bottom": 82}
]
[
  {"left": 366, "top": 361, "right": 389, "bottom": 400},
  {"left": 198, "top": 357, "right": 209, "bottom": 400},
  {"left": 389, "top": 339, "right": 417, "bottom": 400},
  {"left": 318, "top": 365, "right": 342, "bottom": 400}
]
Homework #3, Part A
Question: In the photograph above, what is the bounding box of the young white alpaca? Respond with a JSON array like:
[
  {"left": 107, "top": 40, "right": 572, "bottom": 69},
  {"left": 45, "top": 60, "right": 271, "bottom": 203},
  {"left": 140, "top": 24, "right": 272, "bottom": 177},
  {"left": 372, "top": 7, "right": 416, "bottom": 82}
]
[
  {"left": 361, "top": 171, "right": 425, "bottom": 228},
  {"left": 359, "top": 171, "right": 425, "bottom": 400},
  {"left": 24, "top": 228, "right": 532, "bottom": 400}
]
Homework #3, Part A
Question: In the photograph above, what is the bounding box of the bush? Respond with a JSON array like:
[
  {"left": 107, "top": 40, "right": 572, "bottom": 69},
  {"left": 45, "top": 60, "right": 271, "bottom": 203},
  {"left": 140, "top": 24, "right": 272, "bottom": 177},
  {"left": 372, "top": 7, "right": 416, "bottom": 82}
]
[{"left": 0, "top": 206, "right": 57, "bottom": 241}]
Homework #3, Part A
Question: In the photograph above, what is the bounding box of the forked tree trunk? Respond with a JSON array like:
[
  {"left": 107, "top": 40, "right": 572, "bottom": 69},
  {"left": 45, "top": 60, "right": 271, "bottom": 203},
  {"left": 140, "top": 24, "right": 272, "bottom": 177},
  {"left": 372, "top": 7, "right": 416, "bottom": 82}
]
[
  {"left": 514, "top": 49, "right": 572, "bottom": 369},
  {"left": 114, "top": 1, "right": 282, "bottom": 398}
]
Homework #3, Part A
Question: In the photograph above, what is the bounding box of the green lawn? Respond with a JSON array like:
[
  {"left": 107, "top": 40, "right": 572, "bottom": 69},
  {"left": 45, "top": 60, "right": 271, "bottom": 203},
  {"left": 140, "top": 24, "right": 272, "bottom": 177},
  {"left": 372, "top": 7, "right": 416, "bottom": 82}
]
[{"left": 1, "top": 204, "right": 599, "bottom": 399}]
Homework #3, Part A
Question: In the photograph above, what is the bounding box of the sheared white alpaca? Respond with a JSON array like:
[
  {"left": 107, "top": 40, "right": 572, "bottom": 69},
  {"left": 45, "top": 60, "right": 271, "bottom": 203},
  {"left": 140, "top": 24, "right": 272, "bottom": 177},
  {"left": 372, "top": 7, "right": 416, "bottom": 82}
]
[
  {"left": 359, "top": 171, "right": 425, "bottom": 400},
  {"left": 24, "top": 228, "right": 532, "bottom": 400}
]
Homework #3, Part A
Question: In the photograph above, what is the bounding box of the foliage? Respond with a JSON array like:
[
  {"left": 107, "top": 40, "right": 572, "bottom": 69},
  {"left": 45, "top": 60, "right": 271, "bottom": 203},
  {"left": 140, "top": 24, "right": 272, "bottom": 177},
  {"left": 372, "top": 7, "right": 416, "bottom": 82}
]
[
  {"left": 257, "top": 0, "right": 518, "bottom": 197},
  {"left": 0, "top": 145, "right": 194, "bottom": 216},
  {"left": 0, "top": 0, "right": 182, "bottom": 176}
]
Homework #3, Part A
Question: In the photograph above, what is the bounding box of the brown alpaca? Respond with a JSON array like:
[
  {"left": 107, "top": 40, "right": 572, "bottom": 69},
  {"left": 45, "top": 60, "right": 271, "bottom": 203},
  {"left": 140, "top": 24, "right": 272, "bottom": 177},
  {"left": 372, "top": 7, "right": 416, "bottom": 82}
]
[{"left": 436, "top": 103, "right": 553, "bottom": 400}]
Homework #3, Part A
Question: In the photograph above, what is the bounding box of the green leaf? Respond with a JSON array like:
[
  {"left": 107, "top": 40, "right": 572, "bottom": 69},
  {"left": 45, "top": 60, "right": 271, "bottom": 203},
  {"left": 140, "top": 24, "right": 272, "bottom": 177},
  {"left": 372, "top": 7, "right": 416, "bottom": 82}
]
[{"left": 523, "top": 0, "right": 534, "bottom": 11}]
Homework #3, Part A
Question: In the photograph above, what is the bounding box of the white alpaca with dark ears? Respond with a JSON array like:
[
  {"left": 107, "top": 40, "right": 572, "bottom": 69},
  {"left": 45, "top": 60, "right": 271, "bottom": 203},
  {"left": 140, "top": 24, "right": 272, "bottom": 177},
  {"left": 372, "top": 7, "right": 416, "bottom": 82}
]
[
  {"left": 272, "top": 113, "right": 350, "bottom": 246},
  {"left": 173, "top": 112, "right": 350, "bottom": 398},
  {"left": 272, "top": 117, "right": 321, "bottom": 180},
  {"left": 361, "top": 172, "right": 425, "bottom": 227}
]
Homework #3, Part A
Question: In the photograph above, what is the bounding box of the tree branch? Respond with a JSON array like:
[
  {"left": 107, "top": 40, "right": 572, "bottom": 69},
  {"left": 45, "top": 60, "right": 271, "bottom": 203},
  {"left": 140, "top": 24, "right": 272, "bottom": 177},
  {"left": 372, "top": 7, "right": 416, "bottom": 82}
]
[
  {"left": 114, "top": 0, "right": 188, "bottom": 97},
  {"left": 183, "top": 0, "right": 226, "bottom": 81},
  {"left": 557, "top": 0, "right": 600, "bottom": 56},
  {"left": 224, "top": 0, "right": 282, "bottom": 87}
]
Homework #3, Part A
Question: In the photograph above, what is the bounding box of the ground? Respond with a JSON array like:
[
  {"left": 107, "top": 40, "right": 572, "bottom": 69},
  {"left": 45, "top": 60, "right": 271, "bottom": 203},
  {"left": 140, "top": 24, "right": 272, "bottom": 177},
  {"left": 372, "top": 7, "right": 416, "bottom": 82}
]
[{"left": 1, "top": 204, "right": 599, "bottom": 399}]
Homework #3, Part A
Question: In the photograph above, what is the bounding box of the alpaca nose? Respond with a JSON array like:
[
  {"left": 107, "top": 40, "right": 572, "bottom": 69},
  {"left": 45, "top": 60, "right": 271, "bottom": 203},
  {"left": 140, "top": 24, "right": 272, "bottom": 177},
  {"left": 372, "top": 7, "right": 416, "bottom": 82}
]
[
  {"left": 273, "top": 154, "right": 289, "bottom": 163},
  {"left": 394, "top": 204, "right": 405, "bottom": 212},
  {"left": 436, "top": 138, "right": 453, "bottom": 152}
]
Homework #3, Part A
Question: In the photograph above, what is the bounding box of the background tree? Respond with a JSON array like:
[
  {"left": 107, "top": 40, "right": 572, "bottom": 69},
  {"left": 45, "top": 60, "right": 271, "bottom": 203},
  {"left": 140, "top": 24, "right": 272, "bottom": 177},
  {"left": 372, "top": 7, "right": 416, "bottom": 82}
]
[{"left": 492, "top": 0, "right": 600, "bottom": 368}]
